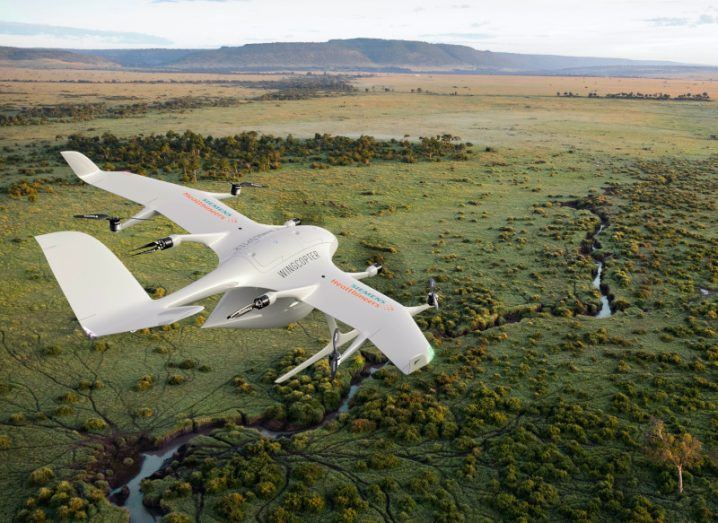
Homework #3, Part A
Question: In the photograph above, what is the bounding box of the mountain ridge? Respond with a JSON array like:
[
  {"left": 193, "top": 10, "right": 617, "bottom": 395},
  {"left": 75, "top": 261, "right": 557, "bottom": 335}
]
[{"left": 2, "top": 39, "right": 715, "bottom": 76}]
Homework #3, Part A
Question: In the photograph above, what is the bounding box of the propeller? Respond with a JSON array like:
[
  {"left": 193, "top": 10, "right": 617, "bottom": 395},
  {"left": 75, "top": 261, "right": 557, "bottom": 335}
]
[
  {"left": 74, "top": 213, "right": 151, "bottom": 232},
  {"left": 427, "top": 278, "right": 439, "bottom": 310},
  {"left": 227, "top": 302, "right": 255, "bottom": 320},
  {"left": 226, "top": 294, "right": 272, "bottom": 320},
  {"left": 131, "top": 237, "right": 173, "bottom": 256},
  {"left": 329, "top": 328, "right": 340, "bottom": 379},
  {"left": 231, "top": 181, "right": 266, "bottom": 195},
  {"left": 74, "top": 213, "right": 114, "bottom": 220}
]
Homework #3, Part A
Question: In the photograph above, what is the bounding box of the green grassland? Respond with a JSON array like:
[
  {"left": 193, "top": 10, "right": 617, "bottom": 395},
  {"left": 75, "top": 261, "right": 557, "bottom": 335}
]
[{"left": 0, "top": 74, "right": 717, "bottom": 522}]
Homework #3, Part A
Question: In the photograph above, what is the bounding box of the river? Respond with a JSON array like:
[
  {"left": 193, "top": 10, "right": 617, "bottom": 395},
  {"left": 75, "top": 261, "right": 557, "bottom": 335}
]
[
  {"left": 110, "top": 363, "right": 383, "bottom": 522},
  {"left": 591, "top": 223, "right": 612, "bottom": 318}
]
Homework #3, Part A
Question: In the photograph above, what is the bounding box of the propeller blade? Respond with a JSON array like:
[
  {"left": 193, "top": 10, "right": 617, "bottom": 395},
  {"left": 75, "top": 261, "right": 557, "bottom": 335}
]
[
  {"left": 74, "top": 213, "right": 112, "bottom": 220},
  {"left": 74, "top": 214, "right": 151, "bottom": 221},
  {"left": 131, "top": 241, "right": 160, "bottom": 251},
  {"left": 227, "top": 302, "right": 256, "bottom": 320},
  {"left": 130, "top": 241, "right": 160, "bottom": 255},
  {"left": 131, "top": 246, "right": 160, "bottom": 256},
  {"left": 330, "top": 328, "right": 340, "bottom": 379},
  {"left": 427, "top": 278, "right": 439, "bottom": 310},
  {"left": 231, "top": 181, "right": 266, "bottom": 195}
]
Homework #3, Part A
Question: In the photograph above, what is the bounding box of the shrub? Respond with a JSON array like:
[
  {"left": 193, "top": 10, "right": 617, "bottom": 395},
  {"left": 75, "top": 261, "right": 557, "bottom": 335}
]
[
  {"left": 42, "top": 345, "right": 62, "bottom": 356},
  {"left": 178, "top": 359, "right": 196, "bottom": 369},
  {"left": 305, "top": 493, "right": 325, "bottom": 512},
  {"left": 29, "top": 467, "right": 54, "bottom": 486},
  {"left": 167, "top": 375, "right": 186, "bottom": 386},
  {"left": 218, "top": 492, "right": 245, "bottom": 521},
  {"left": 135, "top": 375, "right": 155, "bottom": 391},
  {"left": 162, "top": 512, "right": 192, "bottom": 523},
  {"left": 83, "top": 418, "right": 108, "bottom": 432},
  {"left": 136, "top": 407, "right": 154, "bottom": 418},
  {"left": 232, "top": 376, "right": 252, "bottom": 393}
]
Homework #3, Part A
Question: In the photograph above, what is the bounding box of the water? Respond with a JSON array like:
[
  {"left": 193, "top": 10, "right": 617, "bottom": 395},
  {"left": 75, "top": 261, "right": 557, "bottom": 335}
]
[
  {"left": 110, "top": 433, "right": 198, "bottom": 522},
  {"left": 339, "top": 366, "right": 380, "bottom": 413},
  {"left": 593, "top": 262, "right": 612, "bottom": 318},
  {"left": 112, "top": 364, "right": 382, "bottom": 521},
  {"left": 699, "top": 288, "right": 712, "bottom": 296},
  {"left": 253, "top": 426, "right": 289, "bottom": 439},
  {"left": 591, "top": 224, "right": 612, "bottom": 318}
]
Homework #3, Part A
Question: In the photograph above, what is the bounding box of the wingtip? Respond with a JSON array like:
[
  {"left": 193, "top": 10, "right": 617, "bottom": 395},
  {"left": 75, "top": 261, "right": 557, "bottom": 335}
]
[
  {"left": 60, "top": 151, "right": 100, "bottom": 179},
  {"left": 36, "top": 231, "right": 96, "bottom": 251}
]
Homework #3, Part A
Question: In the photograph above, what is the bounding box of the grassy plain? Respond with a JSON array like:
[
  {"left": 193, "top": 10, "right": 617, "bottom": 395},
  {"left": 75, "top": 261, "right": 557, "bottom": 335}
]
[
  {"left": 355, "top": 72, "right": 718, "bottom": 97},
  {"left": 0, "top": 68, "right": 717, "bottom": 522}
]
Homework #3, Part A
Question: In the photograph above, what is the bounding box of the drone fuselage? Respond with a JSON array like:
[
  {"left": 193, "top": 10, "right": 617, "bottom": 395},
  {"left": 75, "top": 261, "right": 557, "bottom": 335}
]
[{"left": 158, "top": 224, "right": 339, "bottom": 329}]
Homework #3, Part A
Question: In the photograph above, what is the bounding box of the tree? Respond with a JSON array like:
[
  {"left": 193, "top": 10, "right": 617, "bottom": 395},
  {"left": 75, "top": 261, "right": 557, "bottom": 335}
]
[{"left": 644, "top": 418, "right": 702, "bottom": 495}]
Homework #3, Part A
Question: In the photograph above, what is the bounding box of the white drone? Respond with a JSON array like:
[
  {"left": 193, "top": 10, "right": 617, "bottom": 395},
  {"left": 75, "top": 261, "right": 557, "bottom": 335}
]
[{"left": 36, "top": 152, "right": 438, "bottom": 383}]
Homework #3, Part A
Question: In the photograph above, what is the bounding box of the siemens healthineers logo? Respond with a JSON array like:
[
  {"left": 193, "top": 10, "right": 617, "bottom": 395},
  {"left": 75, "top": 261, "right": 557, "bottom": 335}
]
[
  {"left": 277, "top": 251, "right": 320, "bottom": 278},
  {"left": 329, "top": 278, "right": 395, "bottom": 311}
]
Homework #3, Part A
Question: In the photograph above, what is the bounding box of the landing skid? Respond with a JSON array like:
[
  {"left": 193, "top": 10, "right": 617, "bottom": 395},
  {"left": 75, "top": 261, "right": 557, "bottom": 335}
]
[{"left": 274, "top": 314, "right": 366, "bottom": 383}]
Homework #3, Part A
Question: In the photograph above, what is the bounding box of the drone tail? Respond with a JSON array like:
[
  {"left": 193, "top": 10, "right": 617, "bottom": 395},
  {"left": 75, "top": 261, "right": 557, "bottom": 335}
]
[{"left": 36, "top": 231, "right": 202, "bottom": 337}]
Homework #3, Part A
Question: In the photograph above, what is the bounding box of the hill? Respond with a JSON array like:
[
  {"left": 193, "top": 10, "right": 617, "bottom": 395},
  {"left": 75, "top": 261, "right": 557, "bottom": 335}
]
[
  {"left": 71, "top": 48, "right": 198, "bottom": 68},
  {"left": 4, "top": 39, "right": 717, "bottom": 76},
  {"left": 0, "top": 46, "right": 118, "bottom": 69},
  {"left": 159, "top": 38, "right": 683, "bottom": 73}
]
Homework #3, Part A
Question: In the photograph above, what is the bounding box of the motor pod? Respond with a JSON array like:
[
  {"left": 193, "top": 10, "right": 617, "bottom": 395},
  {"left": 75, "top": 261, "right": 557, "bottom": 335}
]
[
  {"left": 284, "top": 218, "right": 301, "bottom": 227},
  {"left": 252, "top": 293, "right": 276, "bottom": 309},
  {"left": 131, "top": 236, "right": 175, "bottom": 255},
  {"left": 226, "top": 292, "right": 278, "bottom": 320},
  {"left": 155, "top": 237, "right": 174, "bottom": 250},
  {"left": 109, "top": 217, "right": 121, "bottom": 232},
  {"left": 366, "top": 263, "right": 383, "bottom": 277}
]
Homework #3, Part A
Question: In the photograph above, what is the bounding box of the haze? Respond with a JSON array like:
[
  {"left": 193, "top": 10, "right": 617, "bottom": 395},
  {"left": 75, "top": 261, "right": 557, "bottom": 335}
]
[{"left": 0, "top": 0, "right": 717, "bottom": 65}]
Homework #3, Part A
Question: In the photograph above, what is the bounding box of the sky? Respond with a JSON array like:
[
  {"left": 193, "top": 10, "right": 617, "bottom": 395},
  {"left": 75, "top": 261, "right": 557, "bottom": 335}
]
[{"left": 0, "top": 0, "right": 717, "bottom": 64}]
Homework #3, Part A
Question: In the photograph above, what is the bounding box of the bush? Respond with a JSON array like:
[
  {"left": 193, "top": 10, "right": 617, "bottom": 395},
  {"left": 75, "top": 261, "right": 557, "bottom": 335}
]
[
  {"left": 232, "top": 376, "right": 252, "bottom": 393},
  {"left": 83, "top": 418, "right": 108, "bottom": 432},
  {"left": 136, "top": 407, "right": 154, "bottom": 418},
  {"left": 9, "top": 412, "right": 26, "bottom": 425},
  {"left": 135, "top": 374, "right": 155, "bottom": 391},
  {"left": 29, "top": 467, "right": 54, "bottom": 486},
  {"left": 218, "top": 492, "right": 245, "bottom": 521},
  {"left": 178, "top": 359, "right": 196, "bottom": 369},
  {"left": 167, "top": 375, "right": 186, "bottom": 386},
  {"left": 162, "top": 512, "right": 192, "bottom": 523}
]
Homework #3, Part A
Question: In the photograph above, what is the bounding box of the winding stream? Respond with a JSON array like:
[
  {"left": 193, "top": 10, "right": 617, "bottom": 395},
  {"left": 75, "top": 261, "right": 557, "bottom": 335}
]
[
  {"left": 109, "top": 432, "right": 201, "bottom": 522},
  {"left": 591, "top": 223, "right": 612, "bottom": 318},
  {"left": 110, "top": 364, "right": 382, "bottom": 522}
]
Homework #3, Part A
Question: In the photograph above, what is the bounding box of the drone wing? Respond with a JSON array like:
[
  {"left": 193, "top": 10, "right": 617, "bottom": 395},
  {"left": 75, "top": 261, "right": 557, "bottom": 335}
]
[
  {"left": 61, "top": 151, "right": 268, "bottom": 261},
  {"left": 281, "top": 264, "right": 434, "bottom": 378}
]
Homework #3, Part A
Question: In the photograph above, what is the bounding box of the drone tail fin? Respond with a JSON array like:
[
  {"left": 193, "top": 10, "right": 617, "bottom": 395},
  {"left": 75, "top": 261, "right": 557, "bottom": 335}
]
[{"left": 36, "top": 231, "right": 202, "bottom": 337}]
